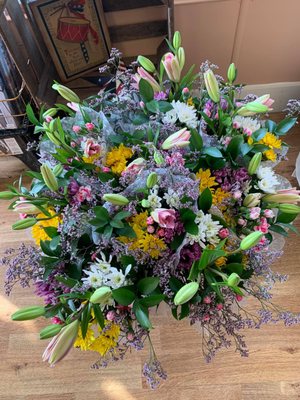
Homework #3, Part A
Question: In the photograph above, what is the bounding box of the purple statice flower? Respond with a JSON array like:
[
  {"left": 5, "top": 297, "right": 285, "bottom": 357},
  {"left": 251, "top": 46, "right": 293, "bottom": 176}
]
[
  {"left": 154, "top": 91, "right": 167, "bottom": 101},
  {"left": 68, "top": 178, "right": 79, "bottom": 196},
  {"left": 213, "top": 166, "right": 250, "bottom": 193},
  {"left": 178, "top": 243, "right": 201, "bottom": 269},
  {"left": 35, "top": 269, "right": 71, "bottom": 305},
  {"left": 1, "top": 244, "right": 43, "bottom": 295},
  {"left": 142, "top": 359, "right": 167, "bottom": 389},
  {"left": 284, "top": 99, "right": 300, "bottom": 117}
]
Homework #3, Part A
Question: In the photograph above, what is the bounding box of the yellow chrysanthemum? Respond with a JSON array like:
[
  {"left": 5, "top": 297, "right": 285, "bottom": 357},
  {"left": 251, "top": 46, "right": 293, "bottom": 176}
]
[
  {"left": 136, "top": 234, "right": 167, "bottom": 259},
  {"left": 82, "top": 154, "right": 100, "bottom": 164},
  {"left": 259, "top": 132, "right": 282, "bottom": 149},
  {"left": 31, "top": 209, "right": 61, "bottom": 246},
  {"left": 263, "top": 149, "right": 277, "bottom": 161},
  {"left": 105, "top": 144, "right": 133, "bottom": 174},
  {"left": 196, "top": 168, "right": 218, "bottom": 193},
  {"left": 215, "top": 256, "right": 227, "bottom": 268},
  {"left": 74, "top": 325, "right": 95, "bottom": 351},
  {"left": 88, "top": 322, "right": 120, "bottom": 356},
  {"left": 212, "top": 188, "right": 230, "bottom": 209}
]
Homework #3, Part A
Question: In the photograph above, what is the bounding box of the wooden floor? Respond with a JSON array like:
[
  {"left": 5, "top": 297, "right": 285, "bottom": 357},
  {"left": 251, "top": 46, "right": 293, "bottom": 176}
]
[{"left": 0, "top": 113, "right": 300, "bottom": 400}]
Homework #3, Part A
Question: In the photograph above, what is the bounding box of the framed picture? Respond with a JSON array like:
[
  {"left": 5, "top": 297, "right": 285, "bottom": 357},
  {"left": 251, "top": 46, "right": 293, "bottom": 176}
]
[{"left": 29, "top": 0, "right": 111, "bottom": 82}]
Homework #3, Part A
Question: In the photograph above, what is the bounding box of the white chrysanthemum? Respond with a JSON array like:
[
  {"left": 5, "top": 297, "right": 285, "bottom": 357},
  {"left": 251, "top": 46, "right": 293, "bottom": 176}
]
[
  {"left": 256, "top": 165, "right": 279, "bottom": 193},
  {"left": 82, "top": 265, "right": 104, "bottom": 288},
  {"left": 105, "top": 268, "right": 126, "bottom": 289},
  {"left": 187, "top": 211, "right": 221, "bottom": 247},
  {"left": 162, "top": 108, "right": 177, "bottom": 125},
  {"left": 233, "top": 116, "right": 260, "bottom": 134},
  {"left": 163, "top": 188, "right": 181, "bottom": 209},
  {"left": 171, "top": 100, "right": 198, "bottom": 129},
  {"left": 92, "top": 252, "right": 112, "bottom": 274}
]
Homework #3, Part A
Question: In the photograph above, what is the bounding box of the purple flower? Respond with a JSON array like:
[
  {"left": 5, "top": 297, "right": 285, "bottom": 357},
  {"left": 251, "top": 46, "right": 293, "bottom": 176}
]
[
  {"left": 154, "top": 91, "right": 167, "bottom": 101},
  {"left": 68, "top": 178, "right": 79, "bottom": 196},
  {"left": 178, "top": 243, "right": 201, "bottom": 269}
]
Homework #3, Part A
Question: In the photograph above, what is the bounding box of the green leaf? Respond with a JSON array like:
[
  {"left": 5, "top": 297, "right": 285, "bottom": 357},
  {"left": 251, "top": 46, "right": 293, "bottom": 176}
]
[
  {"left": 278, "top": 223, "right": 299, "bottom": 235},
  {"left": 98, "top": 172, "right": 114, "bottom": 183},
  {"left": 40, "top": 240, "right": 59, "bottom": 257},
  {"left": 198, "top": 188, "right": 212, "bottom": 212},
  {"left": 169, "top": 276, "right": 184, "bottom": 293},
  {"left": 110, "top": 220, "right": 124, "bottom": 229},
  {"left": 269, "top": 224, "right": 288, "bottom": 237},
  {"left": 93, "top": 304, "right": 105, "bottom": 328},
  {"left": 116, "top": 225, "right": 137, "bottom": 238},
  {"left": 265, "top": 120, "right": 277, "bottom": 132},
  {"left": 204, "top": 269, "right": 223, "bottom": 299},
  {"left": 114, "top": 211, "right": 131, "bottom": 221},
  {"left": 225, "top": 263, "right": 244, "bottom": 275},
  {"left": 240, "top": 143, "right": 253, "bottom": 156},
  {"left": 158, "top": 101, "right": 173, "bottom": 113},
  {"left": 179, "top": 303, "right": 189, "bottom": 320},
  {"left": 137, "top": 277, "right": 160, "bottom": 295},
  {"left": 184, "top": 220, "right": 199, "bottom": 235},
  {"left": 25, "top": 171, "right": 43, "bottom": 180},
  {"left": 226, "top": 135, "right": 243, "bottom": 159},
  {"left": 43, "top": 227, "right": 58, "bottom": 238},
  {"left": 275, "top": 117, "right": 297, "bottom": 135},
  {"left": 26, "top": 103, "right": 40, "bottom": 125},
  {"left": 276, "top": 212, "right": 298, "bottom": 224},
  {"left": 133, "top": 301, "right": 152, "bottom": 329},
  {"left": 203, "top": 147, "right": 223, "bottom": 158},
  {"left": 103, "top": 225, "right": 113, "bottom": 240},
  {"left": 93, "top": 206, "right": 109, "bottom": 221},
  {"left": 146, "top": 100, "right": 159, "bottom": 113},
  {"left": 198, "top": 248, "right": 227, "bottom": 270},
  {"left": 81, "top": 303, "right": 91, "bottom": 339},
  {"left": 140, "top": 294, "right": 165, "bottom": 308},
  {"left": 190, "top": 128, "right": 203, "bottom": 151},
  {"left": 252, "top": 128, "right": 267, "bottom": 141},
  {"left": 139, "top": 78, "right": 154, "bottom": 103},
  {"left": 132, "top": 112, "right": 149, "bottom": 125},
  {"left": 55, "top": 275, "right": 78, "bottom": 288},
  {"left": 112, "top": 287, "right": 136, "bottom": 306}
]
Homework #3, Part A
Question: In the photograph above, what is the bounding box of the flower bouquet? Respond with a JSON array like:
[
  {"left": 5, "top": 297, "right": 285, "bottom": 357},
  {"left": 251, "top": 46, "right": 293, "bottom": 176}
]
[{"left": 1, "top": 32, "right": 300, "bottom": 389}]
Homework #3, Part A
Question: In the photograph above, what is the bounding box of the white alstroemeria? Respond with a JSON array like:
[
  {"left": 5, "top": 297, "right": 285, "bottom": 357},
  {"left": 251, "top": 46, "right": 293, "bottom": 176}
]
[
  {"left": 82, "top": 265, "right": 104, "bottom": 288},
  {"left": 147, "top": 185, "right": 162, "bottom": 209},
  {"left": 105, "top": 268, "right": 126, "bottom": 289},
  {"left": 162, "top": 108, "right": 177, "bottom": 125},
  {"left": 92, "top": 251, "right": 113, "bottom": 274},
  {"left": 187, "top": 210, "right": 221, "bottom": 247},
  {"left": 256, "top": 165, "right": 279, "bottom": 193},
  {"left": 171, "top": 100, "right": 198, "bottom": 129},
  {"left": 163, "top": 188, "right": 181, "bottom": 209},
  {"left": 233, "top": 116, "right": 261, "bottom": 135}
]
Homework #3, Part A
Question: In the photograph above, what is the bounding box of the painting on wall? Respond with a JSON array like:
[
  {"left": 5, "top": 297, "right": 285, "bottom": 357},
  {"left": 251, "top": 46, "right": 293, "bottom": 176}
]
[{"left": 30, "top": 0, "right": 111, "bottom": 82}]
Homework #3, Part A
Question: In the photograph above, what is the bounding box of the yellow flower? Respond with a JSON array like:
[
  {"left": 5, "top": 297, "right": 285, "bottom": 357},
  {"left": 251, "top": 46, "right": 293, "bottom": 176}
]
[
  {"left": 196, "top": 168, "right": 218, "bottom": 193},
  {"left": 74, "top": 325, "right": 95, "bottom": 351},
  {"left": 215, "top": 256, "right": 227, "bottom": 268},
  {"left": 259, "top": 132, "right": 282, "bottom": 149},
  {"left": 88, "top": 321, "right": 120, "bottom": 356},
  {"left": 31, "top": 209, "right": 60, "bottom": 246},
  {"left": 247, "top": 137, "right": 254, "bottom": 145},
  {"left": 106, "top": 144, "right": 133, "bottom": 174},
  {"left": 213, "top": 188, "right": 230, "bottom": 209},
  {"left": 136, "top": 234, "right": 167, "bottom": 259},
  {"left": 187, "top": 97, "right": 194, "bottom": 107},
  {"left": 263, "top": 148, "right": 277, "bottom": 161},
  {"left": 82, "top": 154, "right": 100, "bottom": 164}
]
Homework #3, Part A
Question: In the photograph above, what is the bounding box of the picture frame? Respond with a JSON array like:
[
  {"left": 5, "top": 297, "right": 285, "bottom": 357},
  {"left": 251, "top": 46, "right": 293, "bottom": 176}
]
[{"left": 29, "top": 0, "right": 111, "bottom": 82}]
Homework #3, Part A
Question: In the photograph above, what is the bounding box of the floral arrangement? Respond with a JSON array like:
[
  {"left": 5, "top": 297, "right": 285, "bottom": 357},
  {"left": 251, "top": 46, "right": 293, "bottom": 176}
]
[{"left": 1, "top": 32, "right": 300, "bottom": 389}]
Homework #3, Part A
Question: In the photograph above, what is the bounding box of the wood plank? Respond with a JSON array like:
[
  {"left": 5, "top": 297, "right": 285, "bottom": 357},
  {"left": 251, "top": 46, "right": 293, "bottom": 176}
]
[
  {"left": 102, "top": 0, "right": 165, "bottom": 12},
  {"left": 108, "top": 20, "right": 168, "bottom": 43}
]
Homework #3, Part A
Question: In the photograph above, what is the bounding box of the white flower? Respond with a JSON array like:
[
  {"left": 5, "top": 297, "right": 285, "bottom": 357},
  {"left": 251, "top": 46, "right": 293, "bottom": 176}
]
[
  {"left": 163, "top": 188, "right": 181, "bottom": 209},
  {"left": 82, "top": 265, "right": 104, "bottom": 288},
  {"left": 105, "top": 268, "right": 126, "bottom": 289},
  {"left": 171, "top": 100, "right": 198, "bottom": 129},
  {"left": 147, "top": 185, "right": 162, "bottom": 208},
  {"left": 162, "top": 108, "right": 177, "bottom": 125},
  {"left": 256, "top": 165, "right": 279, "bottom": 193},
  {"left": 93, "top": 252, "right": 112, "bottom": 274},
  {"left": 187, "top": 211, "right": 221, "bottom": 247},
  {"left": 233, "top": 116, "right": 260, "bottom": 135}
]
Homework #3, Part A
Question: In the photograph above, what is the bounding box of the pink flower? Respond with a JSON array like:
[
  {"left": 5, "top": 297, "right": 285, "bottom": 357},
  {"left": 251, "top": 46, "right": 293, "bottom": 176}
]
[
  {"left": 244, "top": 128, "right": 252, "bottom": 136},
  {"left": 76, "top": 186, "right": 92, "bottom": 203},
  {"left": 166, "top": 152, "right": 185, "bottom": 166},
  {"left": 233, "top": 190, "right": 242, "bottom": 200},
  {"left": 222, "top": 137, "right": 231, "bottom": 146},
  {"left": 151, "top": 208, "right": 176, "bottom": 229},
  {"left": 147, "top": 226, "right": 155, "bottom": 234},
  {"left": 233, "top": 121, "right": 240, "bottom": 129},
  {"left": 52, "top": 317, "right": 64, "bottom": 325},
  {"left": 147, "top": 216, "right": 154, "bottom": 225},
  {"left": 124, "top": 158, "right": 146, "bottom": 174},
  {"left": 182, "top": 87, "right": 189, "bottom": 95},
  {"left": 156, "top": 228, "right": 165, "bottom": 237},
  {"left": 19, "top": 213, "right": 27, "bottom": 219},
  {"left": 83, "top": 139, "right": 101, "bottom": 157},
  {"left": 277, "top": 187, "right": 300, "bottom": 196},
  {"left": 67, "top": 102, "right": 80, "bottom": 111},
  {"left": 45, "top": 115, "right": 53, "bottom": 123},
  {"left": 162, "top": 52, "right": 182, "bottom": 83},
  {"left": 204, "top": 108, "right": 211, "bottom": 118},
  {"left": 236, "top": 294, "right": 243, "bottom": 302},
  {"left": 238, "top": 218, "right": 247, "bottom": 226},
  {"left": 85, "top": 122, "right": 95, "bottom": 131},
  {"left": 106, "top": 311, "right": 115, "bottom": 321},
  {"left": 202, "top": 314, "right": 210, "bottom": 322},
  {"left": 127, "top": 332, "right": 135, "bottom": 341},
  {"left": 139, "top": 101, "right": 145, "bottom": 108},
  {"left": 219, "top": 228, "right": 229, "bottom": 239},
  {"left": 264, "top": 209, "right": 274, "bottom": 218},
  {"left": 203, "top": 296, "right": 212, "bottom": 304},
  {"left": 102, "top": 167, "right": 110, "bottom": 173},
  {"left": 161, "top": 128, "right": 191, "bottom": 150},
  {"left": 254, "top": 217, "right": 269, "bottom": 234},
  {"left": 216, "top": 303, "right": 223, "bottom": 311},
  {"left": 249, "top": 207, "right": 261, "bottom": 220},
  {"left": 258, "top": 94, "right": 274, "bottom": 109},
  {"left": 134, "top": 67, "right": 161, "bottom": 92},
  {"left": 72, "top": 125, "right": 81, "bottom": 133}
]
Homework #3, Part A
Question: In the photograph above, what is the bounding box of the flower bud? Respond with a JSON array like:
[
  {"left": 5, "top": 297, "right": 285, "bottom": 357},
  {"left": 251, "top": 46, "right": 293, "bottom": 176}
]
[
  {"left": 46, "top": 131, "right": 62, "bottom": 147},
  {"left": 40, "top": 324, "right": 63, "bottom": 340},
  {"left": 137, "top": 55, "right": 156, "bottom": 73},
  {"left": 0, "top": 191, "right": 17, "bottom": 200},
  {"left": 277, "top": 204, "right": 300, "bottom": 214},
  {"left": 239, "top": 231, "right": 263, "bottom": 251},
  {"left": 248, "top": 152, "right": 262, "bottom": 175},
  {"left": 146, "top": 172, "right": 158, "bottom": 189},
  {"left": 227, "top": 272, "right": 241, "bottom": 287},
  {"left": 204, "top": 69, "right": 220, "bottom": 103},
  {"left": 102, "top": 193, "right": 129, "bottom": 206},
  {"left": 141, "top": 199, "right": 150, "bottom": 208},
  {"left": 13, "top": 201, "right": 40, "bottom": 214},
  {"left": 243, "top": 193, "right": 261, "bottom": 208},
  {"left": 154, "top": 151, "right": 164, "bottom": 165},
  {"left": 43, "top": 108, "right": 58, "bottom": 118},
  {"left": 263, "top": 193, "right": 300, "bottom": 204},
  {"left": 41, "top": 164, "right": 59, "bottom": 192},
  {"left": 52, "top": 83, "right": 80, "bottom": 103},
  {"left": 174, "top": 282, "right": 199, "bottom": 306},
  {"left": 161, "top": 128, "right": 191, "bottom": 150},
  {"left": 227, "top": 63, "right": 237, "bottom": 84},
  {"left": 53, "top": 163, "right": 63, "bottom": 176},
  {"left": 12, "top": 306, "right": 45, "bottom": 321},
  {"left": 177, "top": 47, "right": 185, "bottom": 70},
  {"left": 90, "top": 286, "right": 112, "bottom": 304},
  {"left": 12, "top": 217, "right": 37, "bottom": 230},
  {"left": 173, "top": 31, "right": 181, "bottom": 50}
]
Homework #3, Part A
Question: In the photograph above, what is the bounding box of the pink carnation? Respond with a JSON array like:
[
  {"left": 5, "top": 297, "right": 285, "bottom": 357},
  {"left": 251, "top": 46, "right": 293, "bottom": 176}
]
[
  {"left": 151, "top": 208, "right": 176, "bottom": 229},
  {"left": 76, "top": 186, "right": 92, "bottom": 203}
]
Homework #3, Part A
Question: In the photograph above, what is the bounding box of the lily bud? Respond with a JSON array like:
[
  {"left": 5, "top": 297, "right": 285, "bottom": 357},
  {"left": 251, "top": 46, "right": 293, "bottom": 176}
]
[
  {"left": 52, "top": 83, "right": 80, "bottom": 103},
  {"left": 177, "top": 47, "right": 185, "bottom": 70},
  {"left": 42, "top": 320, "right": 79, "bottom": 366},
  {"left": 204, "top": 69, "right": 220, "bottom": 103},
  {"left": 146, "top": 172, "right": 158, "bottom": 189},
  {"left": 102, "top": 193, "right": 129, "bottom": 206},
  {"left": 277, "top": 204, "right": 300, "bottom": 214},
  {"left": 40, "top": 324, "right": 63, "bottom": 340},
  {"left": 41, "top": 164, "right": 59, "bottom": 192},
  {"left": 243, "top": 193, "right": 261, "bottom": 208},
  {"left": 12, "top": 306, "right": 45, "bottom": 321},
  {"left": 227, "top": 273, "right": 241, "bottom": 287},
  {"left": 173, "top": 31, "right": 181, "bottom": 50},
  {"left": 174, "top": 282, "right": 199, "bottom": 306},
  {"left": 141, "top": 199, "right": 150, "bottom": 208},
  {"left": 227, "top": 63, "right": 237, "bottom": 84},
  {"left": 161, "top": 128, "right": 191, "bottom": 150},
  {"left": 12, "top": 217, "right": 37, "bottom": 230},
  {"left": 248, "top": 152, "right": 262, "bottom": 175},
  {"left": 153, "top": 151, "right": 164, "bottom": 165},
  {"left": 137, "top": 55, "right": 156, "bottom": 73},
  {"left": 240, "top": 231, "right": 263, "bottom": 251},
  {"left": 162, "top": 52, "right": 182, "bottom": 83},
  {"left": 90, "top": 286, "right": 112, "bottom": 304},
  {"left": 43, "top": 108, "right": 58, "bottom": 118},
  {"left": 13, "top": 201, "right": 40, "bottom": 214},
  {"left": 53, "top": 164, "right": 63, "bottom": 176},
  {"left": 238, "top": 95, "right": 273, "bottom": 116},
  {"left": 46, "top": 131, "right": 62, "bottom": 147},
  {"left": 0, "top": 191, "right": 17, "bottom": 200},
  {"left": 263, "top": 193, "right": 300, "bottom": 204}
]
